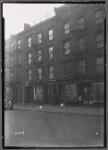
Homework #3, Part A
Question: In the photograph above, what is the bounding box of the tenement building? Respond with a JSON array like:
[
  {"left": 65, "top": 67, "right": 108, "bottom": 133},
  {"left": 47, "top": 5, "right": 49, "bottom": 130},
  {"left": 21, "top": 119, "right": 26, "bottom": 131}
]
[{"left": 5, "top": 4, "right": 105, "bottom": 106}]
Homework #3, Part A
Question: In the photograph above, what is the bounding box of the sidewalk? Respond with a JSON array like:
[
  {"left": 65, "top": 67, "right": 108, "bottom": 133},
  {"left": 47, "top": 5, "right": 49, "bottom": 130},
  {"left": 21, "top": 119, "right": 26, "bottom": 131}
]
[{"left": 13, "top": 104, "right": 104, "bottom": 116}]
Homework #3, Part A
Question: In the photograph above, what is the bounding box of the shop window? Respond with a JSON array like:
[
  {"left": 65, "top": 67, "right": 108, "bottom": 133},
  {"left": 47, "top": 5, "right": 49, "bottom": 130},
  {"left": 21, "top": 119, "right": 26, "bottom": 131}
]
[
  {"left": 95, "top": 10, "right": 103, "bottom": 24},
  {"left": 49, "top": 46, "right": 53, "bottom": 59},
  {"left": 28, "top": 37, "right": 32, "bottom": 47},
  {"left": 93, "top": 82, "right": 104, "bottom": 102},
  {"left": 38, "top": 33, "right": 42, "bottom": 44},
  {"left": 96, "top": 33, "right": 104, "bottom": 48},
  {"left": 27, "top": 69, "right": 32, "bottom": 81},
  {"left": 64, "top": 41, "right": 70, "bottom": 54},
  {"left": 96, "top": 57, "right": 104, "bottom": 73},
  {"left": 78, "top": 16, "right": 84, "bottom": 29},
  {"left": 66, "top": 84, "right": 77, "bottom": 100},
  {"left": 64, "top": 23, "right": 70, "bottom": 34},
  {"left": 49, "top": 29, "right": 53, "bottom": 41},
  {"left": 78, "top": 37, "right": 85, "bottom": 51},
  {"left": 35, "top": 86, "right": 43, "bottom": 101}
]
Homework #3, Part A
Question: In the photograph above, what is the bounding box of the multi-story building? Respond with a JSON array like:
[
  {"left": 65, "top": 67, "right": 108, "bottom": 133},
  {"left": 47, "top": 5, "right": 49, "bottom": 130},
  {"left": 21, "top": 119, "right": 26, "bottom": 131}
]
[{"left": 5, "top": 4, "right": 105, "bottom": 106}]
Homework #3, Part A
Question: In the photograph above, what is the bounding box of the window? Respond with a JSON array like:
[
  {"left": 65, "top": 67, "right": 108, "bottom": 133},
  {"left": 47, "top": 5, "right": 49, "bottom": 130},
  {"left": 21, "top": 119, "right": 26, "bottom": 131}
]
[
  {"left": 64, "top": 23, "right": 70, "bottom": 34},
  {"left": 49, "top": 29, "right": 53, "bottom": 41},
  {"left": 49, "top": 66, "right": 54, "bottom": 79},
  {"left": 78, "top": 37, "right": 85, "bottom": 51},
  {"left": 64, "top": 42, "right": 70, "bottom": 54},
  {"left": 37, "top": 50, "right": 42, "bottom": 61},
  {"left": 17, "top": 70, "right": 21, "bottom": 81},
  {"left": 28, "top": 53, "right": 32, "bottom": 64},
  {"left": 5, "top": 68, "right": 10, "bottom": 81},
  {"left": 78, "top": 17, "right": 84, "bottom": 29},
  {"left": 10, "top": 43, "right": 14, "bottom": 51},
  {"left": 78, "top": 59, "right": 85, "bottom": 74},
  {"left": 18, "top": 40, "right": 21, "bottom": 49},
  {"left": 95, "top": 10, "right": 103, "bottom": 24},
  {"left": 49, "top": 46, "right": 53, "bottom": 59},
  {"left": 64, "top": 68, "right": 72, "bottom": 77},
  {"left": 18, "top": 55, "right": 21, "bottom": 64},
  {"left": 38, "top": 33, "right": 42, "bottom": 44},
  {"left": 38, "top": 68, "right": 42, "bottom": 80},
  {"left": 96, "top": 33, "right": 104, "bottom": 48},
  {"left": 66, "top": 84, "right": 77, "bottom": 99},
  {"left": 28, "top": 37, "right": 32, "bottom": 47},
  {"left": 96, "top": 57, "right": 104, "bottom": 73},
  {"left": 27, "top": 70, "right": 32, "bottom": 81},
  {"left": 10, "top": 72, "right": 13, "bottom": 81},
  {"left": 10, "top": 58, "right": 13, "bottom": 66}
]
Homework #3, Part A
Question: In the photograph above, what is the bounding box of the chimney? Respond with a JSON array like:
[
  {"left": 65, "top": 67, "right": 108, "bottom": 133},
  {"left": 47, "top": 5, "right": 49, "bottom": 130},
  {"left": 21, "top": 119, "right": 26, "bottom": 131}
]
[{"left": 24, "top": 23, "right": 30, "bottom": 30}]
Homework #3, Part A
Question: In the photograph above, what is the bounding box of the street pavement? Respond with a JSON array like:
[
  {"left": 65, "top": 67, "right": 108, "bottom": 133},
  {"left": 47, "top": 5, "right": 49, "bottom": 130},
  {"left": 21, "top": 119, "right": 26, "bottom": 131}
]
[{"left": 4, "top": 108, "right": 104, "bottom": 147}]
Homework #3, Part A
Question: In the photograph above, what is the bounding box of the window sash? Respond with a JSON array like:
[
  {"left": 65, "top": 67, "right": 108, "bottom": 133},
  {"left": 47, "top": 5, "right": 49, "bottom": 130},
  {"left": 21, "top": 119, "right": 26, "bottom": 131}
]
[
  {"left": 18, "top": 40, "right": 21, "bottom": 49},
  {"left": 28, "top": 54, "right": 32, "bottom": 64},
  {"left": 38, "top": 68, "right": 42, "bottom": 80},
  {"left": 64, "top": 42, "right": 70, "bottom": 54},
  {"left": 28, "top": 70, "right": 32, "bottom": 80},
  {"left": 38, "top": 50, "right": 42, "bottom": 61},
  {"left": 49, "top": 30, "right": 53, "bottom": 40},
  {"left": 28, "top": 38, "right": 32, "bottom": 47},
  {"left": 64, "top": 23, "right": 70, "bottom": 34},
  {"left": 38, "top": 33, "right": 42, "bottom": 44},
  {"left": 78, "top": 17, "right": 84, "bottom": 29},
  {"left": 49, "top": 66, "right": 54, "bottom": 79},
  {"left": 49, "top": 47, "right": 53, "bottom": 59}
]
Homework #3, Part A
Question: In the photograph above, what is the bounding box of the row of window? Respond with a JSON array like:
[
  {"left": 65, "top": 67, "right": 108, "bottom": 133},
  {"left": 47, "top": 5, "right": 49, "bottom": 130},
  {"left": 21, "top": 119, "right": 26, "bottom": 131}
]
[
  {"left": 6, "top": 56, "right": 104, "bottom": 82},
  {"left": 8, "top": 32, "right": 104, "bottom": 67},
  {"left": 9, "top": 9, "right": 104, "bottom": 51}
]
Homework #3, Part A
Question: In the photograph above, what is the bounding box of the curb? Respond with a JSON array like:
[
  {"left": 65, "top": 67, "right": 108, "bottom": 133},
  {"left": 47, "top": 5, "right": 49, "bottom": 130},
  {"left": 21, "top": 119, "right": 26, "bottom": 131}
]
[{"left": 13, "top": 108, "right": 104, "bottom": 117}]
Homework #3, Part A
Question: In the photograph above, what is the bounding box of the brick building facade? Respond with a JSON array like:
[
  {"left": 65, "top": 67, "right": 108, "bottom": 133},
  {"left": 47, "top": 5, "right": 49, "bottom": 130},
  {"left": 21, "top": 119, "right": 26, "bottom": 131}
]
[{"left": 5, "top": 4, "right": 105, "bottom": 106}]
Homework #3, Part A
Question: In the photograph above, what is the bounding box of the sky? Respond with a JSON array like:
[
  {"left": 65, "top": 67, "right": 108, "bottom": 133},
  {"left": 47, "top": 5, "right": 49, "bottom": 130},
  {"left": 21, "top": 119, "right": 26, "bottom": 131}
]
[{"left": 3, "top": 3, "right": 64, "bottom": 39}]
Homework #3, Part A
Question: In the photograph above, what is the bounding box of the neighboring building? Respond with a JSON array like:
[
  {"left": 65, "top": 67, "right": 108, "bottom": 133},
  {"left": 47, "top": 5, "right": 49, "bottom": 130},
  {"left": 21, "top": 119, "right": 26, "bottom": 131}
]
[{"left": 5, "top": 4, "right": 105, "bottom": 105}]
